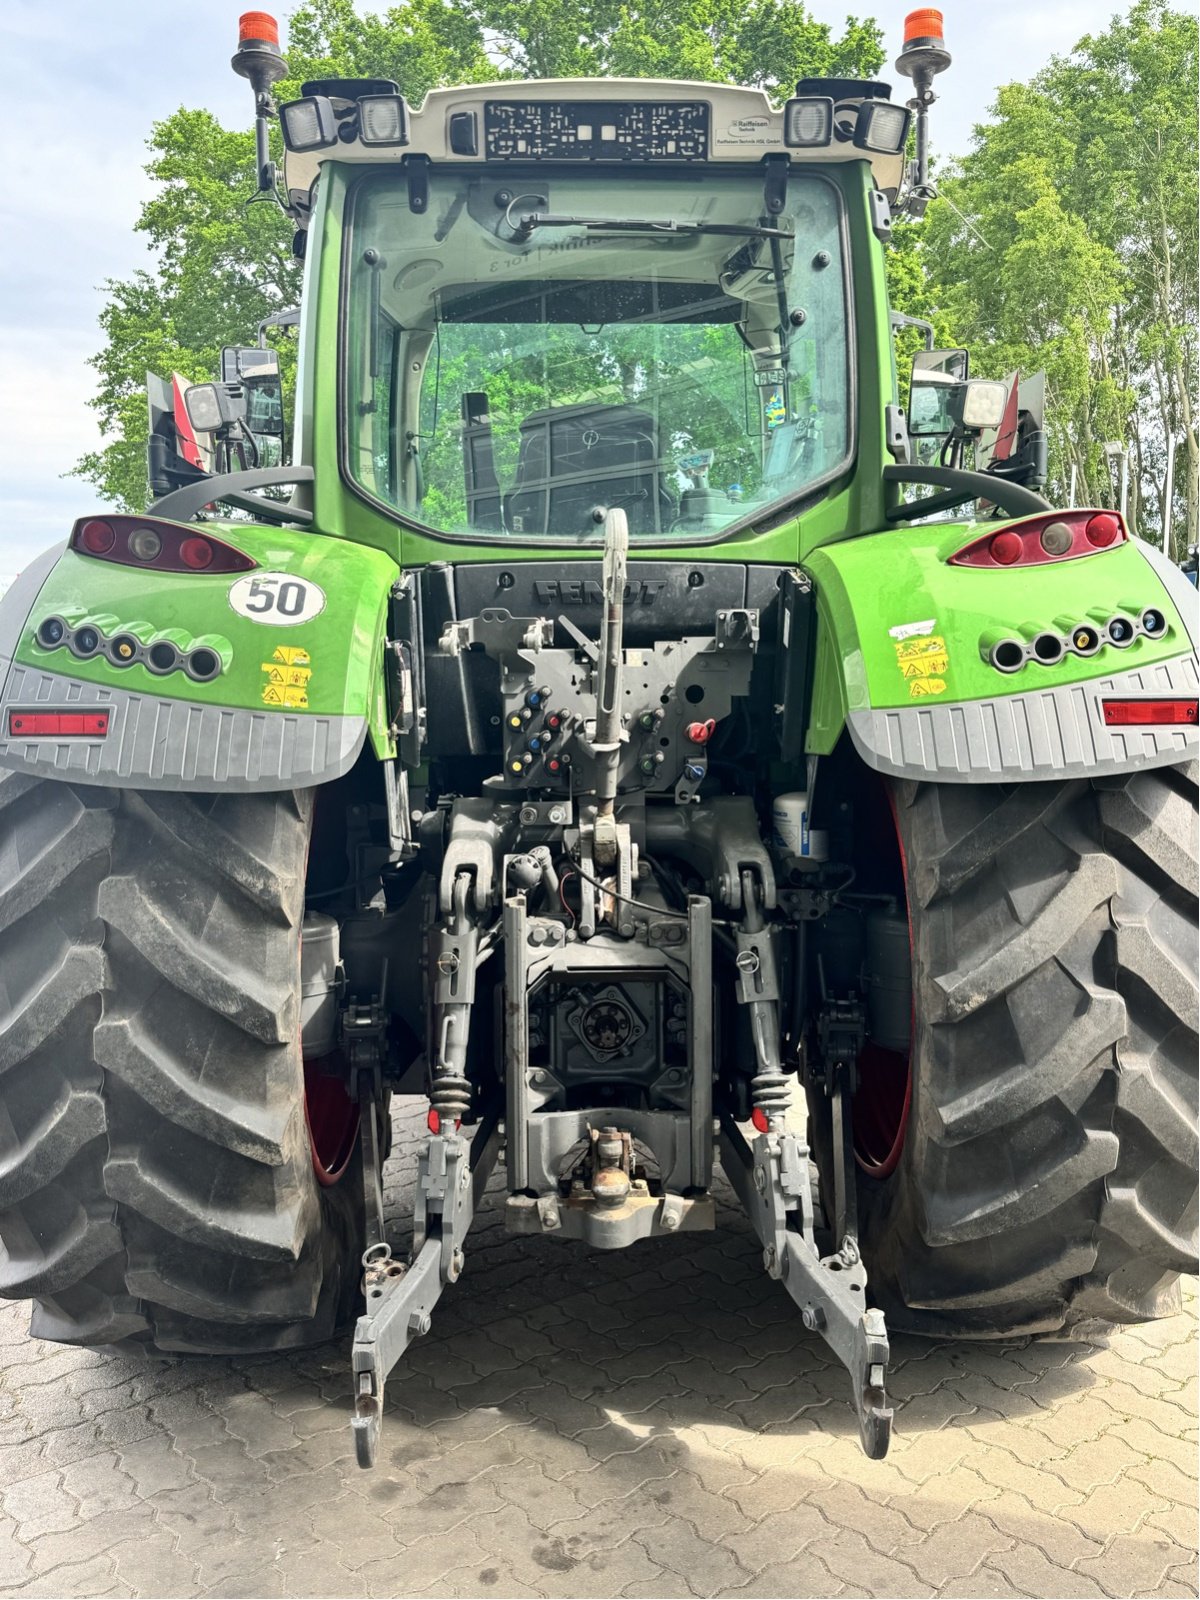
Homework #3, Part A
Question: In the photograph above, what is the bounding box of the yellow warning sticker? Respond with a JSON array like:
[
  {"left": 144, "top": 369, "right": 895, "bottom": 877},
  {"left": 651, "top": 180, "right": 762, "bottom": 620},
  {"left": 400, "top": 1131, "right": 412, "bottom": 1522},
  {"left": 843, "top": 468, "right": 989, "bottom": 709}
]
[
  {"left": 894, "top": 634, "right": 950, "bottom": 682},
  {"left": 900, "top": 655, "right": 949, "bottom": 679},
  {"left": 909, "top": 677, "right": 947, "bottom": 699},
  {"left": 261, "top": 648, "right": 313, "bottom": 709},
  {"left": 260, "top": 683, "right": 310, "bottom": 709}
]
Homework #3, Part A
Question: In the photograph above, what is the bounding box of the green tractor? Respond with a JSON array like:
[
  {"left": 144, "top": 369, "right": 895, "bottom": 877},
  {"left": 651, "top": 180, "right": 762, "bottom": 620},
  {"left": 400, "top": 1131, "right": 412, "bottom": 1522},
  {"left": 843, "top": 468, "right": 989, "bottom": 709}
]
[{"left": 0, "top": 9, "right": 1195, "bottom": 1466}]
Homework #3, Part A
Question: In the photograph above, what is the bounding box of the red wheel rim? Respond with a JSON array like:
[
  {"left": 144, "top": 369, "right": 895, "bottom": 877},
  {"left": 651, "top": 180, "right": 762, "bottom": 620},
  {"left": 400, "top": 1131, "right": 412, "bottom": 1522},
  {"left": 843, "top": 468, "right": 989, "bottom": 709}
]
[
  {"left": 854, "top": 786, "right": 913, "bottom": 1180},
  {"left": 304, "top": 1060, "right": 359, "bottom": 1186}
]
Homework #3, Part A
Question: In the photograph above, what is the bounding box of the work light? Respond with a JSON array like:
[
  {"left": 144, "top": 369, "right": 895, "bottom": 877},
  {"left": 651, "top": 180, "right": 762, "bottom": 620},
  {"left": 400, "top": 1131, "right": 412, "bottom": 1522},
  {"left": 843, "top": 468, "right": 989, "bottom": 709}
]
[
  {"left": 279, "top": 96, "right": 339, "bottom": 153},
  {"left": 782, "top": 97, "right": 833, "bottom": 148},
  {"left": 853, "top": 101, "right": 911, "bottom": 154},
  {"left": 358, "top": 94, "right": 410, "bottom": 146},
  {"left": 183, "top": 383, "right": 239, "bottom": 434}
]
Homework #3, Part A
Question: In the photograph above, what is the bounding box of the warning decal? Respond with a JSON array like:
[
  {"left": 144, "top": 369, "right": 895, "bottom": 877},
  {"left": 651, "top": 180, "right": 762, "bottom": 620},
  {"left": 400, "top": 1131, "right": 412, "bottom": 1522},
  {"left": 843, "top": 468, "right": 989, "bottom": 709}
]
[
  {"left": 261, "top": 646, "right": 313, "bottom": 709},
  {"left": 894, "top": 635, "right": 950, "bottom": 697}
]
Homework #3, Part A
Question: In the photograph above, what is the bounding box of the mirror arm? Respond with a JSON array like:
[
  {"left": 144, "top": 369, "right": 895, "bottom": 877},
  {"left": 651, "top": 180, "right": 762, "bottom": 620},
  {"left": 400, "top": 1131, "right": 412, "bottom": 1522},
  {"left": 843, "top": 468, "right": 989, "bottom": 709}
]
[
  {"left": 883, "top": 463, "right": 1051, "bottom": 522},
  {"left": 890, "top": 311, "right": 936, "bottom": 352},
  {"left": 149, "top": 466, "right": 315, "bottom": 525}
]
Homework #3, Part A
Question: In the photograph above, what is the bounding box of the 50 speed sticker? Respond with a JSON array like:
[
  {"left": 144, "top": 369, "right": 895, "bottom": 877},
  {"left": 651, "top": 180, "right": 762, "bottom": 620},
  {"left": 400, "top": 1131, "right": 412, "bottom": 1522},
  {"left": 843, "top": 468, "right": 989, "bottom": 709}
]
[{"left": 229, "top": 572, "right": 326, "bottom": 626}]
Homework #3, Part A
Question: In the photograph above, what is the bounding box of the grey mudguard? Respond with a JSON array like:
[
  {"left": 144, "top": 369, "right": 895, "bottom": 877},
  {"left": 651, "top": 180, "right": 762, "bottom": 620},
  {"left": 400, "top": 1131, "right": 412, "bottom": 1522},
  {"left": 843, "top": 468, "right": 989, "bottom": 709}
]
[
  {"left": 0, "top": 663, "right": 367, "bottom": 792},
  {"left": 848, "top": 651, "right": 1200, "bottom": 783}
]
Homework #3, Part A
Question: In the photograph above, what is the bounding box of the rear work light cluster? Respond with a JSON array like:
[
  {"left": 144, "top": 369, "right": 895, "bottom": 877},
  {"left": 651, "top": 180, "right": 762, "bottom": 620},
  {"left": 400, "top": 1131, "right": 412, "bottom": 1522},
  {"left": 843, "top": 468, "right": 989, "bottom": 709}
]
[
  {"left": 70, "top": 516, "right": 256, "bottom": 574},
  {"left": 7, "top": 710, "right": 110, "bottom": 740},
  {"left": 34, "top": 615, "right": 224, "bottom": 683},
  {"left": 982, "top": 604, "right": 1170, "bottom": 674},
  {"left": 949, "top": 510, "right": 1127, "bottom": 569}
]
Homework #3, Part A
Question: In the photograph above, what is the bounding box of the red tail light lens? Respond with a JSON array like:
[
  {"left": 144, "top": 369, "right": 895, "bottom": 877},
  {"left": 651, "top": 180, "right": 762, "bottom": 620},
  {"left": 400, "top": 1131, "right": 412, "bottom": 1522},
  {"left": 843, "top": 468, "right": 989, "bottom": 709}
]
[
  {"left": 1085, "top": 513, "right": 1121, "bottom": 547},
  {"left": 989, "top": 531, "right": 1022, "bottom": 565},
  {"left": 70, "top": 517, "right": 256, "bottom": 574},
  {"left": 8, "top": 711, "right": 110, "bottom": 738},
  {"left": 180, "top": 537, "right": 215, "bottom": 570},
  {"left": 1102, "top": 699, "right": 1198, "bottom": 726},
  {"left": 950, "top": 510, "right": 1129, "bottom": 568},
  {"left": 79, "top": 519, "right": 116, "bottom": 554}
]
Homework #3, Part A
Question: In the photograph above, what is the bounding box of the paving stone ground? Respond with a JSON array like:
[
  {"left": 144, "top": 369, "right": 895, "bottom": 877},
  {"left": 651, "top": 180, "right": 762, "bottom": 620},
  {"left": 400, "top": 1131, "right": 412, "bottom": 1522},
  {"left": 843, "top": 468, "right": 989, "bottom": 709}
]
[{"left": 0, "top": 1099, "right": 1195, "bottom": 1600}]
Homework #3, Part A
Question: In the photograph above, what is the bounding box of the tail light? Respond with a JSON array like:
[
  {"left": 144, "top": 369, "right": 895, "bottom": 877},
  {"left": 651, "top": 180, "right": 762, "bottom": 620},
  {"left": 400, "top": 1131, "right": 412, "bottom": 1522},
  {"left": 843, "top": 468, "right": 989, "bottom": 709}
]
[
  {"left": 8, "top": 710, "right": 110, "bottom": 739},
  {"left": 1102, "top": 699, "right": 1198, "bottom": 727},
  {"left": 70, "top": 516, "right": 256, "bottom": 574},
  {"left": 949, "top": 510, "right": 1129, "bottom": 568}
]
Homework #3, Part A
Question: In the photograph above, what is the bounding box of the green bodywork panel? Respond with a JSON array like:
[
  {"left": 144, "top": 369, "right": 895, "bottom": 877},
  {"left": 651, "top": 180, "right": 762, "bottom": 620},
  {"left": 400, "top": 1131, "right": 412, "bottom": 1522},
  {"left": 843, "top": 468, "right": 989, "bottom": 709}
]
[
  {"left": 13, "top": 524, "right": 400, "bottom": 757},
  {"left": 803, "top": 521, "right": 1189, "bottom": 753},
  {"left": 4, "top": 144, "right": 1189, "bottom": 779}
]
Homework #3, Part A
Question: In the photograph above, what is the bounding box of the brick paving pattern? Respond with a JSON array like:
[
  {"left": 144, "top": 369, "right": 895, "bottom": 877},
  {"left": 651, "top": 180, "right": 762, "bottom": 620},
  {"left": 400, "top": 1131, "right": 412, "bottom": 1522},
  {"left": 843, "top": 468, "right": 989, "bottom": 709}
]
[{"left": 0, "top": 1099, "right": 1195, "bottom": 1598}]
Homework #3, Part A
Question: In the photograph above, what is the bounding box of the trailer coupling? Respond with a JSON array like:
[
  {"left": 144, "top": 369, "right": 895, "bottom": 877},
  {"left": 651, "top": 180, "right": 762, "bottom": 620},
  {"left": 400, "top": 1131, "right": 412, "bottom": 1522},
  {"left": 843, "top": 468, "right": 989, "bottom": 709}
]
[{"left": 347, "top": 1083, "right": 892, "bottom": 1465}]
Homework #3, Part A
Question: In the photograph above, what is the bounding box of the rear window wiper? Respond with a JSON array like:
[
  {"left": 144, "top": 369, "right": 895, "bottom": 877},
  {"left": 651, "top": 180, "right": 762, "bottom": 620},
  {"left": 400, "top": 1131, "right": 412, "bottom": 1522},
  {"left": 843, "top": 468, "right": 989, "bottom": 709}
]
[{"left": 510, "top": 212, "right": 794, "bottom": 244}]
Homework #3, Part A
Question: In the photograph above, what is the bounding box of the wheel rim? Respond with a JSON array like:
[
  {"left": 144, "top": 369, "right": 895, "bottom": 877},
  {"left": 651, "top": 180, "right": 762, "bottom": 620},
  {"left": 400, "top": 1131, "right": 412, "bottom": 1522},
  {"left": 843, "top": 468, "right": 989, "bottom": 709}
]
[
  {"left": 854, "top": 785, "right": 913, "bottom": 1179},
  {"left": 304, "top": 1060, "right": 359, "bottom": 1186}
]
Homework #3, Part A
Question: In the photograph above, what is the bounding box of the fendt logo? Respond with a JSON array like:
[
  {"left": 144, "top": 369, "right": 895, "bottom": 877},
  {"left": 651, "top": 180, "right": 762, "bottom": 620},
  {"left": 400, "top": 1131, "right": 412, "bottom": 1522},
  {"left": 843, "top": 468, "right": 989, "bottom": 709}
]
[{"left": 533, "top": 580, "right": 666, "bottom": 605}]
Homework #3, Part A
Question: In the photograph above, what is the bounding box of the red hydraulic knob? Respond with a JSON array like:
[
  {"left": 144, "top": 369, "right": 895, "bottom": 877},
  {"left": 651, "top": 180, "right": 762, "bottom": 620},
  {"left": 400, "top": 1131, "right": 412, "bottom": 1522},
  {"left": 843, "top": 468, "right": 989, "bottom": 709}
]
[{"left": 686, "top": 718, "right": 717, "bottom": 744}]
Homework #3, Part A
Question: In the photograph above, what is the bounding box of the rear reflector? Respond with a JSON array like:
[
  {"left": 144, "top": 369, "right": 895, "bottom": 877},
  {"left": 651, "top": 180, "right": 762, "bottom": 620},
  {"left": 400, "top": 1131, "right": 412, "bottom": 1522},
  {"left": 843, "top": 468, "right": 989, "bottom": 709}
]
[
  {"left": 1102, "top": 698, "right": 1198, "bottom": 726},
  {"left": 8, "top": 711, "right": 110, "bottom": 738}
]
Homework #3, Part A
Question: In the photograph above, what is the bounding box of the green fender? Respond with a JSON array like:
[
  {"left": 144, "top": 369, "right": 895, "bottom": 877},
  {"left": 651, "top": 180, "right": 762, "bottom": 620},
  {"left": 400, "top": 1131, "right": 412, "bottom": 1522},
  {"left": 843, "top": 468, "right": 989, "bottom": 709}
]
[
  {"left": 803, "top": 517, "right": 1199, "bottom": 781},
  {"left": 0, "top": 521, "right": 399, "bottom": 791}
]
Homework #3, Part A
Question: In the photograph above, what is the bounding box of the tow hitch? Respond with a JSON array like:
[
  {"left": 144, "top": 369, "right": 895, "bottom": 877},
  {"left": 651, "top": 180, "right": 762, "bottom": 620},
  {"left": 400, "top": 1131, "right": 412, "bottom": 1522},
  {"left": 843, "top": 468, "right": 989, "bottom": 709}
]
[
  {"left": 349, "top": 1095, "right": 501, "bottom": 1468},
  {"left": 718, "top": 1097, "right": 893, "bottom": 1459}
]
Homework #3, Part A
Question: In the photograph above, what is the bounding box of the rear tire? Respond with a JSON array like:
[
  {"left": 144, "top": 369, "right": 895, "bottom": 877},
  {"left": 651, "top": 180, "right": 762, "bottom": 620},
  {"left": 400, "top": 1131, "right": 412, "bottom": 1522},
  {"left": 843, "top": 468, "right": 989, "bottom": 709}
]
[
  {"left": 813, "top": 763, "right": 1199, "bottom": 1338},
  {"left": 0, "top": 771, "right": 364, "bottom": 1353}
]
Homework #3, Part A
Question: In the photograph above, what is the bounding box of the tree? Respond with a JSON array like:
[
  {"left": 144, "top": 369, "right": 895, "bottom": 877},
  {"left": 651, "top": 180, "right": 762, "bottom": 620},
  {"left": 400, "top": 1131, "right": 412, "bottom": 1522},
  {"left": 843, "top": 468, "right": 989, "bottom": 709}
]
[
  {"left": 923, "top": 2, "right": 1198, "bottom": 555},
  {"left": 71, "top": 0, "right": 891, "bottom": 511}
]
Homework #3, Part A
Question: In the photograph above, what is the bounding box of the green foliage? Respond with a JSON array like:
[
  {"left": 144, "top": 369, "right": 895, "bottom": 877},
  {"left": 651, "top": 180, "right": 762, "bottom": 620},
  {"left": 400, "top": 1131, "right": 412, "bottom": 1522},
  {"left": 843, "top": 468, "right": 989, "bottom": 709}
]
[
  {"left": 72, "top": 0, "right": 886, "bottom": 511},
  {"left": 923, "top": 2, "right": 1198, "bottom": 556}
]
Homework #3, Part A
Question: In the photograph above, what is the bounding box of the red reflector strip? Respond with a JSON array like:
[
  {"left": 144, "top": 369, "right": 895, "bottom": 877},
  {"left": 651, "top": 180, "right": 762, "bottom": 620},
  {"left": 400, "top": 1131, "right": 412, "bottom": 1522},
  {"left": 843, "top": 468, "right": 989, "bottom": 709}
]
[
  {"left": 1102, "top": 699, "right": 1198, "bottom": 727},
  {"left": 7, "top": 711, "right": 110, "bottom": 738}
]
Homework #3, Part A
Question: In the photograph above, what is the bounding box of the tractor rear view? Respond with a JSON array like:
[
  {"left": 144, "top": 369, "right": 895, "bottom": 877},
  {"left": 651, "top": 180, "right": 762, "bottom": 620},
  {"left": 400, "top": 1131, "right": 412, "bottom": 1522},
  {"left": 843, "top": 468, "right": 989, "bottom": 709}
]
[{"left": 0, "top": 9, "right": 1195, "bottom": 1465}]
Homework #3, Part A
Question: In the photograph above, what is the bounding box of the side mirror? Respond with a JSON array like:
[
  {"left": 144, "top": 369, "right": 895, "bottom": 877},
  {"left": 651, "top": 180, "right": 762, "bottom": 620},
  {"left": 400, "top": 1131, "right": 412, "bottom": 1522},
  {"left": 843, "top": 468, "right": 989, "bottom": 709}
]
[
  {"left": 908, "top": 348, "right": 969, "bottom": 438},
  {"left": 221, "top": 346, "right": 280, "bottom": 383},
  {"left": 221, "top": 346, "right": 285, "bottom": 439},
  {"left": 909, "top": 344, "right": 1008, "bottom": 440},
  {"left": 913, "top": 347, "right": 969, "bottom": 379}
]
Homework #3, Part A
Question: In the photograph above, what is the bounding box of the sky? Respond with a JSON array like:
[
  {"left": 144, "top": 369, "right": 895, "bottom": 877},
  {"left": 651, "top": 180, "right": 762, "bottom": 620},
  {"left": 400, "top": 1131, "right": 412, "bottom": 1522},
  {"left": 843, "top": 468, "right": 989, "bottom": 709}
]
[{"left": 0, "top": 0, "right": 1112, "bottom": 576}]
